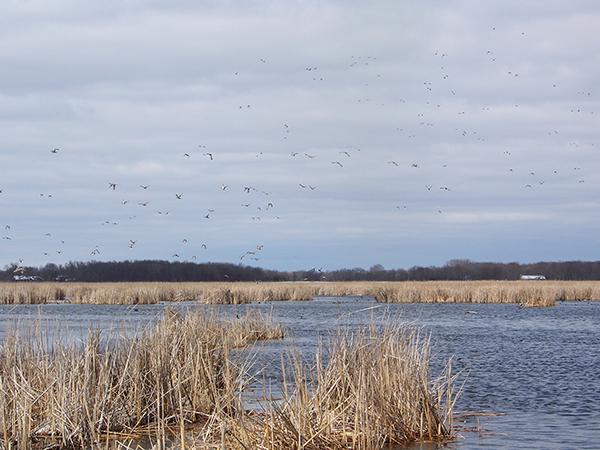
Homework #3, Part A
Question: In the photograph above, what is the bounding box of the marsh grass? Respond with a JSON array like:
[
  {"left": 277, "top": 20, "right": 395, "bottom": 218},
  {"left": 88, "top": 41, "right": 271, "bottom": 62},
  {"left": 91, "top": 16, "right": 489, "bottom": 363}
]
[
  {"left": 0, "top": 308, "right": 282, "bottom": 450},
  {"left": 231, "top": 321, "right": 459, "bottom": 449},
  {"left": 1, "top": 280, "right": 591, "bottom": 306},
  {"left": 371, "top": 280, "right": 597, "bottom": 305},
  {"left": 0, "top": 306, "right": 457, "bottom": 450}
]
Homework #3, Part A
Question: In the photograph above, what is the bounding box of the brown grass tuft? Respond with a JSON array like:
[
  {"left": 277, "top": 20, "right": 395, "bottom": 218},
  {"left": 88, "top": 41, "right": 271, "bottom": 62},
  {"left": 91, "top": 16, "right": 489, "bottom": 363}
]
[{"left": 0, "top": 308, "right": 281, "bottom": 449}]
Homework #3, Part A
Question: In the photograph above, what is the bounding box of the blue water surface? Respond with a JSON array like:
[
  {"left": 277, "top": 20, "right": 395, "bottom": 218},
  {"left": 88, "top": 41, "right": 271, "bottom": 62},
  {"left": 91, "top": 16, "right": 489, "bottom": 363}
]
[{"left": 0, "top": 297, "right": 598, "bottom": 449}]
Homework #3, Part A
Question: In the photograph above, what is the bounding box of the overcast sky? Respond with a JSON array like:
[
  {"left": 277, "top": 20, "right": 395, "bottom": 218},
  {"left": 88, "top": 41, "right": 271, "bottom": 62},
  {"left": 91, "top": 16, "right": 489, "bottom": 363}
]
[{"left": 1, "top": 1, "right": 599, "bottom": 272}]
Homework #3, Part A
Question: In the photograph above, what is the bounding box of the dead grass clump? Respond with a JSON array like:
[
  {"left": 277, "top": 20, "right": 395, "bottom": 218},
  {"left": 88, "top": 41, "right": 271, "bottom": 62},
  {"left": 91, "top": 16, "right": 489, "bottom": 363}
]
[
  {"left": 220, "top": 319, "right": 458, "bottom": 449},
  {"left": 0, "top": 306, "right": 457, "bottom": 450},
  {"left": 0, "top": 308, "right": 281, "bottom": 449},
  {"left": 0, "top": 283, "right": 65, "bottom": 305},
  {"left": 69, "top": 283, "right": 203, "bottom": 304},
  {"left": 197, "top": 282, "right": 320, "bottom": 304}
]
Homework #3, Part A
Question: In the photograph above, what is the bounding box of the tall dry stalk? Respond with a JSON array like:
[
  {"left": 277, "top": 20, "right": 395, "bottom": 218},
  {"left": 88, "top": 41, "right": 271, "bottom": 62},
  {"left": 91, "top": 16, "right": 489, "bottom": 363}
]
[
  {"left": 0, "top": 308, "right": 281, "bottom": 449},
  {"left": 223, "top": 318, "right": 459, "bottom": 449}
]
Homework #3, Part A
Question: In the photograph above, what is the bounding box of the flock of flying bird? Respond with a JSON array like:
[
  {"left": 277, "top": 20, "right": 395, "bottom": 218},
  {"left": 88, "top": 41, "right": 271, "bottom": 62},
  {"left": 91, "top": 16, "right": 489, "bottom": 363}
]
[{"left": 1, "top": 24, "right": 596, "bottom": 269}]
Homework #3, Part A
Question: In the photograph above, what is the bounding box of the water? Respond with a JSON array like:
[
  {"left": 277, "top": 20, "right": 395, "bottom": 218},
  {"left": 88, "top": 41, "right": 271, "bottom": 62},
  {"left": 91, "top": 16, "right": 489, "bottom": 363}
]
[{"left": 1, "top": 297, "right": 599, "bottom": 449}]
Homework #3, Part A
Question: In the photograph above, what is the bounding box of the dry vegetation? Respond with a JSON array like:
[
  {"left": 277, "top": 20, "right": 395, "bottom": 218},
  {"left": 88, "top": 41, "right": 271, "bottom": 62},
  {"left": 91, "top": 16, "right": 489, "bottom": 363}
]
[
  {"left": 0, "top": 307, "right": 456, "bottom": 449},
  {"left": 1, "top": 280, "right": 599, "bottom": 306},
  {"left": 0, "top": 308, "right": 282, "bottom": 450},
  {"left": 371, "top": 280, "right": 600, "bottom": 306},
  {"left": 225, "top": 321, "right": 459, "bottom": 449}
]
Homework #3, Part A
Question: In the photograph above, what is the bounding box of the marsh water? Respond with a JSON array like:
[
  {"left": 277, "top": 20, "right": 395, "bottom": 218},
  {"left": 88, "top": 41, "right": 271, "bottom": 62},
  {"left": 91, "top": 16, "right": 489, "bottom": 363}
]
[{"left": 1, "top": 296, "right": 599, "bottom": 449}]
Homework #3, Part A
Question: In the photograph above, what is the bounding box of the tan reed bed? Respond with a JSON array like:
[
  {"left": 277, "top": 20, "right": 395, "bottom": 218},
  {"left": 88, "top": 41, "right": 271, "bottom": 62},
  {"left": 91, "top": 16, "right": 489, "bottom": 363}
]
[
  {"left": 0, "top": 282, "right": 325, "bottom": 305},
  {"left": 0, "top": 282, "right": 205, "bottom": 305},
  {"left": 3, "top": 280, "right": 597, "bottom": 306},
  {"left": 0, "top": 307, "right": 283, "bottom": 450},
  {"left": 371, "top": 280, "right": 600, "bottom": 305},
  {"left": 0, "top": 305, "right": 458, "bottom": 449},
  {"left": 189, "top": 317, "right": 459, "bottom": 449}
]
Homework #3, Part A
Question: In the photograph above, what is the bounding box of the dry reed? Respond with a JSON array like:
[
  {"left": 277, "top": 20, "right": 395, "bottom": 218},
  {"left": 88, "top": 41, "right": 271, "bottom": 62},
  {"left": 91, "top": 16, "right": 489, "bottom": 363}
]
[
  {"left": 371, "top": 280, "right": 598, "bottom": 305},
  {"left": 0, "top": 280, "right": 600, "bottom": 306},
  {"left": 0, "top": 305, "right": 458, "bottom": 450},
  {"left": 197, "top": 317, "right": 459, "bottom": 449},
  {"left": 2, "top": 280, "right": 598, "bottom": 306},
  {"left": 0, "top": 308, "right": 282, "bottom": 450}
]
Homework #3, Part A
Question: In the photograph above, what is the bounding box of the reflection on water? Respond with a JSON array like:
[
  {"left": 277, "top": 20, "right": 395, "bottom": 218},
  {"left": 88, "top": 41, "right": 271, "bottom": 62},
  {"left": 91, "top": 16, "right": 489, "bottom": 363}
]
[{"left": 1, "top": 297, "right": 599, "bottom": 449}]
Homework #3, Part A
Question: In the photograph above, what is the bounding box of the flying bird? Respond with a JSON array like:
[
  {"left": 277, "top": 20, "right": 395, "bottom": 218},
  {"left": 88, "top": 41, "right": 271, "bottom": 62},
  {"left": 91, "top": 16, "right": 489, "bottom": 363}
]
[
  {"left": 129, "top": 240, "right": 137, "bottom": 248},
  {"left": 175, "top": 193, "right": 182, "bottom": 199},
  {"left": 332, "top": 161, "right": 343, "bottom": 167},
  {"left": 109, "top": 183, "right": 118, "bottom": 190},
  {"left": 183, "top": 153, "right": 190, "bottom": 158},
  {"left": 51, "top": 148, "right": 59, "bottom": 153},
  {"left": 203, "top": 153, "right": 213, "bottom": 160},
  {"left": 140, "top": 185, "right": 149, "bottom": 189}
]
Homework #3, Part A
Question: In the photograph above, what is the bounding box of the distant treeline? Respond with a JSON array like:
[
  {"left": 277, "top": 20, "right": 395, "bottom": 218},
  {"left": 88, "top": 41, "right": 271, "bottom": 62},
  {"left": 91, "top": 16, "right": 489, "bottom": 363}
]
[{"left": 3, "top": 258, "right": 600, "bottom": 282}]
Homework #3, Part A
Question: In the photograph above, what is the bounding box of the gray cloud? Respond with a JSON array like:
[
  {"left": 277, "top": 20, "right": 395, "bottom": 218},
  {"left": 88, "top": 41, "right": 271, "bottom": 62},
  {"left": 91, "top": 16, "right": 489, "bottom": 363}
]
[{"left": 1, "top": 1, "right": 599, "bottom": 271}]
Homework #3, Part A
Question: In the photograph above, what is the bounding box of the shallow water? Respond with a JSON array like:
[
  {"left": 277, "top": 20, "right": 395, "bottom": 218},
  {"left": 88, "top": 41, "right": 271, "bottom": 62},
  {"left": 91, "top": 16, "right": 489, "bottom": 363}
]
[{"left": 1, "top": 297, "right": 598, "bottom": 449}]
